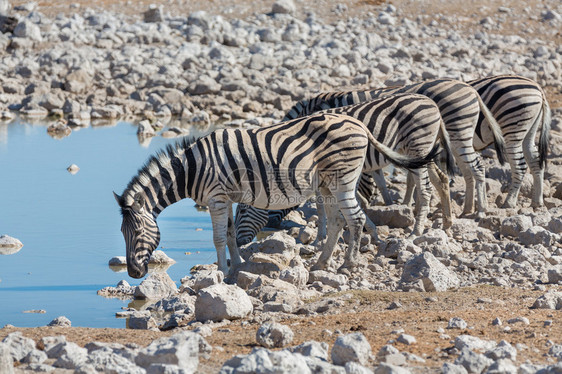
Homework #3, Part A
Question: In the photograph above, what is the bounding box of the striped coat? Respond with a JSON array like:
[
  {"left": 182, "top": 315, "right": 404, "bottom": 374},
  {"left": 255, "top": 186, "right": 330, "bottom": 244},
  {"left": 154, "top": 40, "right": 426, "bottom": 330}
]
[{"left": 115, "top": 113, "right": 431, "bottom": 277}]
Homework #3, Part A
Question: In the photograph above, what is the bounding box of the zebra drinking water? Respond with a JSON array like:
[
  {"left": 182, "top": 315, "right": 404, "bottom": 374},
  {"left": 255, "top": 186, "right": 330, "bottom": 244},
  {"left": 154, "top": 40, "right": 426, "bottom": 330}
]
[{"left": 114, "top": 113, "right": 433, "bottom": 278}]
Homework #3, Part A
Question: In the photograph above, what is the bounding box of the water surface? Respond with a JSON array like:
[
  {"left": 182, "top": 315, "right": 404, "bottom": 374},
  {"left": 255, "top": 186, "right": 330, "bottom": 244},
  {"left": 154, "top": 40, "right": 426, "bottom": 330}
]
[{"left": 0, "top": 118, "right": 220, "bottom": 328}]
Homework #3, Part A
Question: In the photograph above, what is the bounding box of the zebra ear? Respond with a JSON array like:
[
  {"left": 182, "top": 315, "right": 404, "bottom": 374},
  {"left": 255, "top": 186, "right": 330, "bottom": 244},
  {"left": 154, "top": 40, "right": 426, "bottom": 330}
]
[
  {"left": 113, "top": 192, "right": 123, "bottom": 207},
  {"left": 132, "top": 192, "right": 146, "bottom": 213}
]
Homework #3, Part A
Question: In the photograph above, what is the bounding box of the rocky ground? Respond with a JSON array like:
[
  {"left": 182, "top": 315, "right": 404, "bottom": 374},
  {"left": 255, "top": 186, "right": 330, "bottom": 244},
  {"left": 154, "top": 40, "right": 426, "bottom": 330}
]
[{"left": 1, "top": 0, "right": 562, "bottom": 373}]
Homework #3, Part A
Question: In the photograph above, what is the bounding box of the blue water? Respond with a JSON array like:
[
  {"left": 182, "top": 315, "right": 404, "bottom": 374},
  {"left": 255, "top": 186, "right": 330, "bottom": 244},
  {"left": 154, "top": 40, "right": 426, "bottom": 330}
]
[{"left": 0, "top": 119, "right": 220, "bottom": 328}]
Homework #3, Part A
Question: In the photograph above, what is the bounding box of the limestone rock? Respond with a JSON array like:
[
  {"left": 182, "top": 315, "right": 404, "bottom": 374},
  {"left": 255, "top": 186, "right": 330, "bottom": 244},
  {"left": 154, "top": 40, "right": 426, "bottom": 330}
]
[
  {"left": 48, "top": 316, "right": 71, "bottom": 327},
  {"left": 256, "top": 322, "right": 294, "bottom": 348},
  {"left": 135, "top": 332, "right": 201, "bottom": 371},
  {"left": 195, "top": 283, "right": 253, "bottom": 322},
  {"left": 331, "top": 333, "right": 372, "bottom": 366},
  {"left": 134, "top": 272, "right": 178, "bottom": 300},
  {"left": 400, "top": 252, "right": 460, "bottom": 292}
]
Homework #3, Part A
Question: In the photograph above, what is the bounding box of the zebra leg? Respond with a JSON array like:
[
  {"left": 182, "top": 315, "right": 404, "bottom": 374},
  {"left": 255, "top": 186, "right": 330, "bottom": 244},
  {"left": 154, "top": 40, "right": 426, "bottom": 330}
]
[
  {"left": 208, "top": 199, "right": 230, "bottom": 275},
  {"left": 311, "top": 190, "right": 345, "bottom": 271},
  {"left": 454, "top": 145, "right": 487, "bottom": 218},
  {"left": 335, "top": 190, "right": 367, "bottom": 273},
  {"left": 226, "top": 203, "right": 242, "bottom": 269},
  {"left": 403, "top": 171, "right": 416, "bottom": 206},
  {"left": 522, "top": 114, "right": 544, "bottom": 208},
  {"left": 312, "top": 192, "right": 328, "bottom": 246},
  {"left": 409, "top": 166, "right": 432, "bottom": 236},
  {"left": 355, "top": 186, "right": 380, "bottom": 245},
  {"left": 373, "top": 169, "right": 393, "bottom": 205},
  {"left": 502, "top": 143, "right": 527, "bottom": 209},
  {"left": 428, "top": 162, "right": 453, "bottom": 229}
]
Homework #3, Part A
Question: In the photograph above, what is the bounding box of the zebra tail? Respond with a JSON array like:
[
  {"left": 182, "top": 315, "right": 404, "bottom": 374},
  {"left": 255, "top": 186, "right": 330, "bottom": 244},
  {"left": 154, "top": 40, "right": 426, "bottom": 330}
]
[
  {"left": 476, "top": 92, "right": 507, "bottom": 165},
  {"left": 438, "top": 118, "right": 455, "bottom": 176},
  {"left": 538, "top": 96, "right": 551, "bottom": 169},
  {"left": 362, "top": 126, "right": 437, "bottom": 170}
]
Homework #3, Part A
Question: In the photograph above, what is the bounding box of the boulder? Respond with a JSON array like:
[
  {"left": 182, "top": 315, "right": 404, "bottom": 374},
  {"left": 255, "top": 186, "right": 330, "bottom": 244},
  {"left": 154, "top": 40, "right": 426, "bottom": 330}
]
[
  {"left": 48, "top": 316, "right": 71, "bottom": 327},
  {"left": 53, "top": 342, "right": 89, "bottom": 370},
  {"left": 454, "top": 348, "right": 493, "bottom": 374},
  {"left": 0, "top": 235, "right": 23, "bottom": 255},
  {"left": 38, "top": 336, "right": 66, "bottom": 358},
  {"left": 272, "top": 0, "right": 296, "bottom": 14},
  {"left": 518, "top": 226, "right": 558, "bottom": 247},
  {"left": 144, "top": 5, "right": 162, "bottom": 23},
  {"left": 135, "top": 332, "right": 201, "bottom": 372},
  {"left": 191, "top": 270, "right": 224, "bottom": 292},
  {"left": 289, "top": 341, "right": 329, "bottom": 361},
  {"left": 13, "top": 19, "right": 42, "bottom": 41},
  {"left": 331, "top": 333, "right": 372, "bottom": 366},
  {"left": 64, "top": 69, "right": 93, "bottom": 94},
  {"left": 195, "top": 283, "right": 253, "bottom": 322},
  {"left": 82, "top": 348, "right": 145, "bottom": 374},
  {"left": 308, "top": 270, "right": 348, "bottom": 288},
  {"left": 500, "top": 215, "right": 533, "bottom": 238},
  {"left": 532, "top": 291, "right": 562, "bottom": 310},
  {"left": 0, "top": 342, "right": 13, "bottom": 374},
  {"left": 256, "top": 322, "right": 294, "bottom": 348},
  {"left": 399, "top": 252, "right": 460, "bottom": 292},
  {"left": 375, "top": 363, "right": 411, "bottom": 374},
  {"left": 454, "top": 335, "right": 496, "bottom": 351},
  {"left": 128, "top": 313, "right": 158, "bottom": 330},
  {"left": 148, "top": 250, "right": 176, "bottom": 265},
  {"left": 366, "top": 205, "right": 414, "bottom": 228},
  {"left": 547, "top": 266, "right": 562, "bottom": 284},
  {"left": 134, "top": 272, "right": 177, "bottom": 299},
  {"left": 1, "top": 332, "right": 35, "bottom": 362},
  {"left": 221, "top": 348, "right": 311, "bottom": 374},
  {"left": 21, "top": 349, "right": 47, "bottom": 365}
]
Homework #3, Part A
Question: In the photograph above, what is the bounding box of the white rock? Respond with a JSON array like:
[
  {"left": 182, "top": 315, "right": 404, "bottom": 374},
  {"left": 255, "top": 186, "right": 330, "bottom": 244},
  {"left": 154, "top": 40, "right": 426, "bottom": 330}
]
[
  {"left": 397, "top": 334, "right": 416, "bottom": 345},
  {"left": 0, "top": 342, "right": 14, "bottom": 374},
  {"left": 0, "top": 235, "right": 23, "bottom": 255},
  {"left": 454, "top": 348, "right": 493, "bottom": 374},
  {"left": 21, "top": 349, "right": 47, "bottom": 364},
  {"left": 442, "top": 362, "right": 468, "bottom": 374},
  {"left": 13, "top": 19, "right": 42, "bottom": 41},
  {"left": 135, "top": 332, "right": 201, "bottom": 371},
  {"left": 53, "top": 342, "right": 89, "bottom": 370},
  {"left": 454, "top": 335, "right": 497, "bottom": 351},
  {"left": 374, "top": 363, "right": 411, "bottom": 374},
  {"left": 2, "top": 332, "right": 36, "bottom": 362},
  {"left": 271, "top": 0, "right": 295, "bottom": 14},
  {"left": 38, "top": 336, "right": 66, "bottom": 358},
  {"left": 83, "top": 347, "right": 145, "bottom": 373},
  {"left": 134, "top": 272, "right": 178, "bottom": 299},
  {"left": 256, "top": 322, "right": 294, "bottom": 348},
  {"left": 485, "top": 340, "right": 516, "bottom": 361},
  {"left": 331, "top": 333, "right": 372, "bottom": 366},
  {"left": 289, "top": 341, "right": 329, "bottom": 361},
  {"left": 532, "top": 291, "right": 562, "bottom": 310},
  {"left": 400, "top": 252, "right": 460, "bottom": 292},
  {"left": 346, "top": 361, "right": 374, "bottom": 374},
  {"left": 222, "top": 348, "right": 311, "bottom": 373},
  {"left": 128, "top": 312, "right": 158, "bottom": 330},
  {"left": 48, "top": 316, "right": 71, "bottom": 327},
  {"left": 308, "top": 270, "right": 348, "bottom": 288},
  {"left": 148, "top": 250, "right": 176, "bottom": 265},
  {"left": 500, "top": 215, "right": 533, "bottom": 238},
  {"left": 195, "top": 283, "right": 253, "bottom": 322},
  {"left": 66, "top": 164, "right": 80, "bottom": 174},
  {"left": 447, "top": 317, "right": 468, "bottom": 329},
  {"left": 191, "top": 270, "right": 224, "bottom": 292}
]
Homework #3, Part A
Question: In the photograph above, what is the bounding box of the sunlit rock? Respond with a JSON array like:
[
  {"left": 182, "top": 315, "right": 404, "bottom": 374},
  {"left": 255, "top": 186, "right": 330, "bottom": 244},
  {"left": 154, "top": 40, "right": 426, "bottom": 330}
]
[
  {"left": 0, "top": 235, "right": 23, "bottom": 255},
  {"left": 66, "top": 164, "right": 79, "bottom": 174}
]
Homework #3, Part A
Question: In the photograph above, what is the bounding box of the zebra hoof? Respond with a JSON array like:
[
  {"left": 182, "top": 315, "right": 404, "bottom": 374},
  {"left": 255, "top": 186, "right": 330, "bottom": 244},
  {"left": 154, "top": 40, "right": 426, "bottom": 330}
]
[{"left": 337, "top": 266, "right": 352, "bottom": 276}]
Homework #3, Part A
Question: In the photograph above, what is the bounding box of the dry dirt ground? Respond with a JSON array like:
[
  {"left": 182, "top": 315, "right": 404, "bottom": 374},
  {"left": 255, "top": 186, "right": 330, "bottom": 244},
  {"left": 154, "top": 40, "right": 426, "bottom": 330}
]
[
  {"left": 2, "top": 0, "right": 562, "bottom": 372},
  {"left": 2, "top": 287, "right": 562, "bottom": 371}
]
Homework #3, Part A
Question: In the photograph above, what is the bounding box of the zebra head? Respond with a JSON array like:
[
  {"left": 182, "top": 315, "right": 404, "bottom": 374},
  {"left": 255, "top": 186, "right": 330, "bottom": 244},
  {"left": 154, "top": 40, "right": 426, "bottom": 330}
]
[{"left": 114, "top": 192, "right": 160, "bottom": 278}]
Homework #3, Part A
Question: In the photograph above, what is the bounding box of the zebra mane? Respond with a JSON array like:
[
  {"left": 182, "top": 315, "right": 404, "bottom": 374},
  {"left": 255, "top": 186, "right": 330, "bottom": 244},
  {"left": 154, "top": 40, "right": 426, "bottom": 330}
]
[{"left": 118, "top": 135, "right": 202, "bottom": 211}]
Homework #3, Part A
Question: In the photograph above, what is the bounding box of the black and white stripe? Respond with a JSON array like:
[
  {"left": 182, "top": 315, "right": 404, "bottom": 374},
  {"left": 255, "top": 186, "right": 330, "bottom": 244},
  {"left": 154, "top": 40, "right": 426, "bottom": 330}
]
[
  {"left": 115, "top": 112, "right": 429, "bottom": 277},
  {"left": 236, "top": 93, "right": 450, "bottom": 246},
  {"left": 469, "top": 74, "right": 551, "bottom": 208}
]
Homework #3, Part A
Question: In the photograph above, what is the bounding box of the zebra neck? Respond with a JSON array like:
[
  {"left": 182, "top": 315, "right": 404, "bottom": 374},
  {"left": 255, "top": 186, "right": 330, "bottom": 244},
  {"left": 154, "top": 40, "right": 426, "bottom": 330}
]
[{"left": 124, "top": 148, "right": 190, "bottom": 218}]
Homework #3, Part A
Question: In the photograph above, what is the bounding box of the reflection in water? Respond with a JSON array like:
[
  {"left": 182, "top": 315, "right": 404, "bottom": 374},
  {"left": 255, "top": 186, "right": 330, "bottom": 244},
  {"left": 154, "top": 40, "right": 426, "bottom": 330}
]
[
  {"left": 0, "top": 118, "right": 220, "bottom": 328},
  {"left": 0, "top": 246, "right": 23, "bottom": 255}
]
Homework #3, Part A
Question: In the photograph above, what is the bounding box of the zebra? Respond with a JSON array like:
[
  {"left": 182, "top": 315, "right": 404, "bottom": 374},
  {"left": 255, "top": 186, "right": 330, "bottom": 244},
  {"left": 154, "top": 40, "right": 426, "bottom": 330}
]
[
  {"left": 114, "top": 112, "right": 433, "bottom": 278},
  {"left": 468, "top": 74, "right": 551, "bottom": 208},
  {"left": 234, "top": 173, "right": 379, "bottom": 247},
  {"left": 235, "top": 93, "right": 452, "bottom": 247},
  {"left": 377, "top": 75, "right": 551, "bottom": 211}
]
